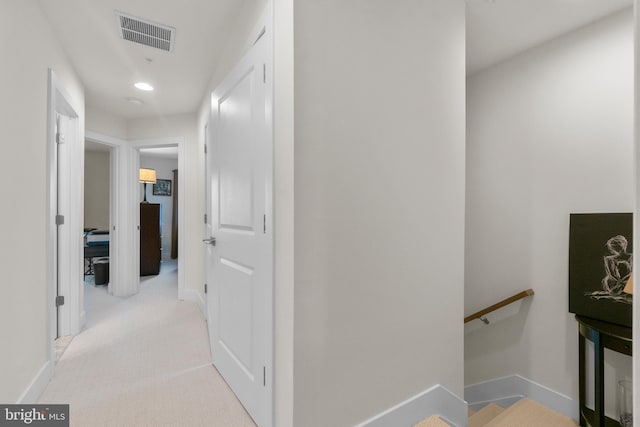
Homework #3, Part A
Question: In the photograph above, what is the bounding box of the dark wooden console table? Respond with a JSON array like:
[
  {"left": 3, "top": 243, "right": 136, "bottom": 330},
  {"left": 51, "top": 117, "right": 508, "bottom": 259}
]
[{"left": 576, "top": 315, "right": 632, "bottom": 427}]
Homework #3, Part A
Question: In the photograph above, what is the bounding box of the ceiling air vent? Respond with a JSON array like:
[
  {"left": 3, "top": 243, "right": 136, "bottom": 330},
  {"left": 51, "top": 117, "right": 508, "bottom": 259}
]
[{"left": 115, "top": 11, "right": 175, "bottom": 52}]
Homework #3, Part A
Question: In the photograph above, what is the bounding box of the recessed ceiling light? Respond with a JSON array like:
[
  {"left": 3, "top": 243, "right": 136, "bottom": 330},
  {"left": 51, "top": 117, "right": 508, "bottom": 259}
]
[{"left": 134, "top": 82, "right": 154, "bottom": 91}]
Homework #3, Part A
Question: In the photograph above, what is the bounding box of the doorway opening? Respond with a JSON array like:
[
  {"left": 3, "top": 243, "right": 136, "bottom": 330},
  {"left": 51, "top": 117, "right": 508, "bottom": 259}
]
[
  {"left": 139, "top": 146, "right": 180, "bottom": 292},
  {"left": 132, "top": 138, "right": 186, "bottom": 301},
  {"left": 81, "top": 139, "right": 114, "bottom": 339}
]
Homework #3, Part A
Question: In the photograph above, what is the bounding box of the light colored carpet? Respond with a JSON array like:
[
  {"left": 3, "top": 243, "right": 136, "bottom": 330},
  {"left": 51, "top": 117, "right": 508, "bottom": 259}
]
[
  {"left": 414, "top": 415, "right": 451, "bottom": 427},
  {"left": 468, "top": 403, "right": 504, "bottom": 427},
  {"left": 40, "top": 261, "right": 256, "bottom": 427},
  {"left": 484, "top": 398, "right": 578, "bottom": 427}
]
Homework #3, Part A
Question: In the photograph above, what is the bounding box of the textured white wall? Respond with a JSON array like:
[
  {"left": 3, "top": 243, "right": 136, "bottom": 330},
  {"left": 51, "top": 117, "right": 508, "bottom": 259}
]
[
  {"left": 293, "top": 1, "right": 466, "bottom": 425},
  {"left": 84, "top": 150, "right": 110, "bottom": 230},
  {"left": 465, "top": 9, "right": 634, "bottom": 414},
  {"left": 0, "top": 0, "right": 84, "bottom": 403}
]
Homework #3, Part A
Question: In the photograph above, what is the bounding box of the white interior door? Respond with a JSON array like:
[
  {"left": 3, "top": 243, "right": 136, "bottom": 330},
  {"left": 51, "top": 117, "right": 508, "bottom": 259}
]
[
  {"left": 205, "top": 23, "right": 273, "bottom": 427},
  {"left": 56, "top": 113, "right": 71, "bottom": 338}
]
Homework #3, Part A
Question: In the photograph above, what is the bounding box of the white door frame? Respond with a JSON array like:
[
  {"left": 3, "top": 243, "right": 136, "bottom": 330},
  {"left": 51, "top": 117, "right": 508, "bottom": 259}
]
[
  {"left": 84, "top": 131, "right": 133, "bottom": 297},
  {"left": 47, "top": 69, "right": 83, "bottom": 367},
  {"left": 131, "top": 137, "right": 186, "bottom": 299},
  {"left": 84, "top": 132, "right": 187, "bottom": 298},
  {"left": 206, "top": 3, "right": 274, "bottom": 423}
]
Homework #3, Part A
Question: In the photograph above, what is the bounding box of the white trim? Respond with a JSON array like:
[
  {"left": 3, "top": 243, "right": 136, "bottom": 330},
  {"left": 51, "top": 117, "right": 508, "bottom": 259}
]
[
  {"left": 86, "top": 130, "right": 123, "bottom": 300},
  {"left": 633, "top": 2, "right": 639, "bottom": 425},
  {"left": 84, "top": 132, "right": 186, "bottom": 299},
  {"left": 179, "top": 289, "right": 206, "bottom": 318},
  {"left": 56, "top": 114, "right": 84, "bottom": 337},
  {"left": 85, "top": 131, "right": 138, "bottom": 297},
  {"left": 355, "top": 384, "right": 467, "bottom": 427},
  {"left": 47, "top": 69, "right": 83, "bottom": 369},
  {"left": 16, "top": 362, "right": 53, "bottom": 404},
  {"left": 464, "top": 374, "right": 579, "bottom": 421}
]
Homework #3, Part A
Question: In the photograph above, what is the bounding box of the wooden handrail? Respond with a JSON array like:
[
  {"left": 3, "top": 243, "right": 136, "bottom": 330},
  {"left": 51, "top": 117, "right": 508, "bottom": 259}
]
[{"left": 464, "top": 289, "right": 534, "bottom": 324}]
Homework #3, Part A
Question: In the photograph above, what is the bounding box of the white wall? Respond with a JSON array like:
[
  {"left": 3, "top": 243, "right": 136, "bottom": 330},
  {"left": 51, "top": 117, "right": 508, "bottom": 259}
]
[
  {"left": 139, "top": 155, "right": 178, "bottom": 260},
  {"left": 465, "top": 8, "right": 634, "bottom": 414},
  {"left": 274, "top": 0, "right": 295, "bottom": 425},
  {"left": 292, "top": 1, "right": 466, "bottom": 425},
  {"left": 0, "top": 0, "right": 84, "bottom": 402},
  {"left": 85, "top": 106, "right": 127, "bottom": 140},
  {"left": 84, "top": 150, "right": 110, "bottom": 230}
]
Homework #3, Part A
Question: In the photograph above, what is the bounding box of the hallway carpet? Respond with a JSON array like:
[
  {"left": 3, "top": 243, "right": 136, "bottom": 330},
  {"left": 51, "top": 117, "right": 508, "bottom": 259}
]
[{"left": 39, "top": 261, "right": 256, "bottom": 427}]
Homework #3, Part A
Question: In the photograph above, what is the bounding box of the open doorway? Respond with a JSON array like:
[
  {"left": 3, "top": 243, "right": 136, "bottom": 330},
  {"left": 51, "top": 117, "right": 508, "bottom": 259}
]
[
  {"left": 131, "top": 137, "right": 186, "bottom": 301},
  {"left": 81, "top": 140, "right": 113, "bottom": 337},
  {"left": 139, "top": 147, "right": 180, "bottom": 289}
]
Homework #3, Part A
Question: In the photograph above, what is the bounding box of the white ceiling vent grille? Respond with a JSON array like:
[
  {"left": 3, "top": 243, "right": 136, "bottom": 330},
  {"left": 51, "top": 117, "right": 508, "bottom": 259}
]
[{"left": 115, "top": 11, "right": 175, "bottom": 52}]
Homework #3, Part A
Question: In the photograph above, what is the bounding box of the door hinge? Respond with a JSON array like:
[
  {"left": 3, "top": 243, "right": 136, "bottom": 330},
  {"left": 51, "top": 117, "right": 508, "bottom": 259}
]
[
  {"left": 55, "top": 296, "right": 65, "bottom": 307},
  {"left": 263, "top": 214, "right": 266, "bottom": 234},
  {"left": 263, "top": 63, "right": 266, "bottom": 83},
  {"left": 55, "top": 214, "right": 65, "bottom": 225},
  {"left": 263, "top": 366, "right": 266, "bottom": 386},
  {"left": 204, "top": 144, "right": 208, "bottom": 154},
  {"left": 204, "top": 213, "right": 208, "bottom": 224},
  {"left": 204, "top": 283, "right": 208, "bottom": 294},
  {"left": 56, "top": 132, "right": 65, "bottom": 144}
]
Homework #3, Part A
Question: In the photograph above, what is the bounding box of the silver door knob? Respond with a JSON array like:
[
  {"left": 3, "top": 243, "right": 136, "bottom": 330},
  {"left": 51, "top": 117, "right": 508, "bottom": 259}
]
[{"left": 202, "top": 237, "right": 216, "bottom": 246}]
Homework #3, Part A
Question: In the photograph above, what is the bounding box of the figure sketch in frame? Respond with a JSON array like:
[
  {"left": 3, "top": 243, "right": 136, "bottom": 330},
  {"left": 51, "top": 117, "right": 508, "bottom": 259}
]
[{"left": 586, "top": 234, "right": 633, "bottom": 304}]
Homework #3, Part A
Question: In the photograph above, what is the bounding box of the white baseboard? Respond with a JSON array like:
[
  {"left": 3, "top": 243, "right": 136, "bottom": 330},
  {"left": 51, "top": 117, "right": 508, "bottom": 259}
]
[
  {"left": 17, "top": 361, "right": 53, "bottom": 404},
  {"left": 179, "top": 288, "right": 206, "bottom": 319},
  {"left": 464, "top": 374, "right": 578, "bottom": 420},
  {"left": 355, "top": 384, "right": 467, "bottom": 427}
]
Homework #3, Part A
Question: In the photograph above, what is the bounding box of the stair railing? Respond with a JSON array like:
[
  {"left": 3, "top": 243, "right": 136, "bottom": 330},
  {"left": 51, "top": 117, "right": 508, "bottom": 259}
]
[{"left": 464, "top": 289, "right": 534, "bottom": 324}]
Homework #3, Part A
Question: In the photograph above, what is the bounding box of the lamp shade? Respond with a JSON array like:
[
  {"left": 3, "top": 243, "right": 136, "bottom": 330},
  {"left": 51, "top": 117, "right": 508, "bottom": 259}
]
[{"left": 139, "top": 168, "right": 157, "bottom": 184}]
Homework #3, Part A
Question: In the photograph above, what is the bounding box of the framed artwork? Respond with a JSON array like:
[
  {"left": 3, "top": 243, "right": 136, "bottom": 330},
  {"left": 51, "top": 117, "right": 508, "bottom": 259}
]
[
  {"left": 153, "top": 179, "right": 172, "bottom": 196},
  {"left": 569, "top": 213, "right": 632, "bottom": 327}
]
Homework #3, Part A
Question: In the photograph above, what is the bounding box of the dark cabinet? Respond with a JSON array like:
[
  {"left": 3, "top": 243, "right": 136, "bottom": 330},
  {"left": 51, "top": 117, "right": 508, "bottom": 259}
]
[{"left": 140, "top": 203, "right": 161, "bottom": 276}]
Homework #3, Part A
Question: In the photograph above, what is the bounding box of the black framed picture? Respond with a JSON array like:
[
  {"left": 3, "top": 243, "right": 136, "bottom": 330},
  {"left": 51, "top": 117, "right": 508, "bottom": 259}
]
[
  {"left": 569, "top": 213, "right": 632, "bottom": 327},
  {"left": 153, "top": 179, "right": 172, "bottom": 196}
]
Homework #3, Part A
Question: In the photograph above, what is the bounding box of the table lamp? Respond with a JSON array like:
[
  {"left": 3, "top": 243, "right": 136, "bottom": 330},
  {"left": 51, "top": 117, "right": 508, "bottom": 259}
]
[{"left": 139, "top": 168, "right": 157, "bottom": 203}]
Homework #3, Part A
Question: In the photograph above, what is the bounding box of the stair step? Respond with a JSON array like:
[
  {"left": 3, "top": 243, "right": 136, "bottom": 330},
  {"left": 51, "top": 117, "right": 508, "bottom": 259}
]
[
  {"left": 413, "top": 415, "right": 451, "bottom": 427},
  {"left": 468, "top": 403, "right": 505, "bottom": 427},
  {"left": 483, "top": 398, "right": 578, "bottom": 427}
]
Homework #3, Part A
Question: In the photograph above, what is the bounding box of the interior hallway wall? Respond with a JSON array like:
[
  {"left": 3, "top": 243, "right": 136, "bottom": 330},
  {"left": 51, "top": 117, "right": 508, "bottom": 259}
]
[
  {"left": 293, "top": 1, "right": 466, "bottom": 425},
  {"left": 84, "top": 106, "right": 127, "bottom": 140},
  {"left": 0, "top": 0, "right": 85, "bottom": 403},
  {"left": 465, "top": 9, "right": 634, "bottom": 414}
]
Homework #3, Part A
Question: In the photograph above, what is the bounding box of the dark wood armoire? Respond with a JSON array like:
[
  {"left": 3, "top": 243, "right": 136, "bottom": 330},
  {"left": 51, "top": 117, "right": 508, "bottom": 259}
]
[{"left": 140, "top": 203, "right": 161, "bottom": 276}]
